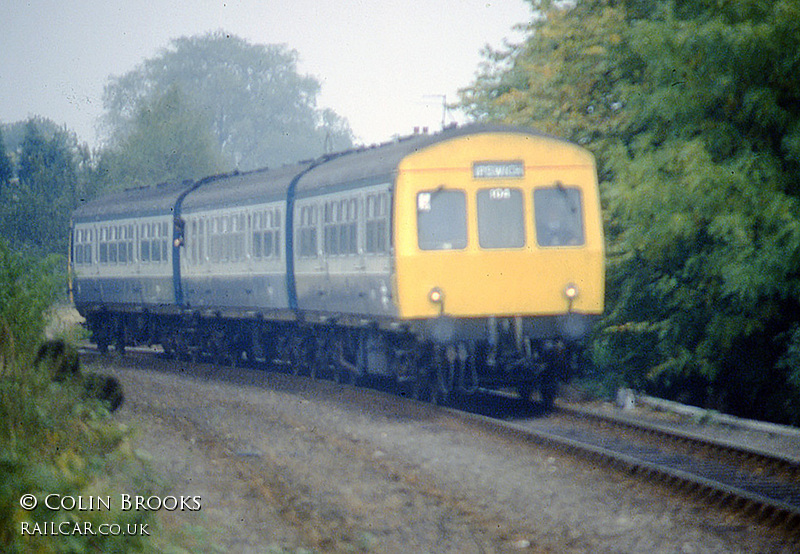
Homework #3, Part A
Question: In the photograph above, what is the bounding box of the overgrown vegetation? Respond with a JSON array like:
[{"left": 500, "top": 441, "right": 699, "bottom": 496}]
[
  {"left": 460, "top": 0, "right": 800, "bottom": 424},
  {"left": 0, "top": 239, "right": 154, "bottom": 552}
]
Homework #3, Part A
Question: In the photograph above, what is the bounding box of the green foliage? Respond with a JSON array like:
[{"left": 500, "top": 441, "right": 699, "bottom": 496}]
[
  {"left": 461, "top": 0, "right": 631, "bottom": 151},
  {"left": 460, "top": 0, "right": 800, "bottom": 423},
  {"left": 0, "top": 128, "right": 12, "bottom": 189},
  {"left": 0, "top": 238, "right": 63, "bottom": 370},
  {"left": 0, "top": 118, "right": 97, "bottom": 256},
  {"left": 0, "top": 239, "right": 155, "bottom": 552},
  {"left": 0, "top": 371, "right": 153, "bottom": 553},
  {"left": 97, "top": 85, "right": 226, "bottom": 191},
  {"left": 102, "top": 31, "right": 354, "bottom": 172}
]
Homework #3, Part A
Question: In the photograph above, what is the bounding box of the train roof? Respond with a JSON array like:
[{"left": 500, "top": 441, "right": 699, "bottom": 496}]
[
  {"left": 180, "top": 163, "right": 311, "bottom": 213},
  {"left": 294, "top": 123, "right": 556, "bottom": 196},
  {"left": 178, "top": 124, "right": 558, "bottom": 208},
  {"left": 72, "top": 179, "right": 192, "bottom": 223},
  {"left": 71, "top": 124, "right": 561, "bottom": 224}
]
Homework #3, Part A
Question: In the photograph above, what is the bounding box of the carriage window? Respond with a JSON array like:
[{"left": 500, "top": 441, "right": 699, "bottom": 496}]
[
  {"left": 151, "top": 230, "right": 161, "bottom": 262},
  {"left": 189, "top": 220, "right": 197, "bottom": 264},
  {"left": 534, "top": 186, "right": 584, "bottom": 247},
  {"left": 477, "top": 188, "right": 525, "bottom": 248},
  {"left": 324, "top": 197, "right": 358, "bottom": 257},
  {"left": 138, "top": 221, "right": 169, "bottom": 263},
  {"left": 231, "top": 213, "right": 245, "bottom": 262},
  {"left": 198, "top": 219, "right": 205, "bottom": 264},
  {"left": 417, "top": 189, "right": 467, "bottom": 250},
  {"left": 298, "top": 205, "right": 318, "bottom": 258},
  {"left": 365, "top": 192, "right": 388, "bottom": 254},
  {"left": 253, "top": 208, "right": 281, "bottom": 261},
  {"left": 73, "top": 228, "right": 93, "bottom": 265}
]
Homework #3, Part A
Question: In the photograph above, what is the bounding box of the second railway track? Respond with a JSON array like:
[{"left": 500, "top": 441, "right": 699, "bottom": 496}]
[{"left": 457, "top": 402, "right": 800, "bottom": 538}]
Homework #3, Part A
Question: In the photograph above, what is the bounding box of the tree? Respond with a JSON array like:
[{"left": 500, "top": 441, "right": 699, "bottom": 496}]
[
  {"left": 0, "top": 119, "right": 84, "bottom": 255},
  {"left": 97, "top": 85, "right": 226, "bottom": 191},
  {"left": 460, "top": 0, "right": 631, "bottom": 152},
  {"left": 17, "top": 120, "right": 77, "bottom": 206},
  {"left": 459, "top": 0, "right": 800, "bottom": 424},
  {"left": 102, "top": 31, "right": 353, "bottom": 171},
  {"left": 0, "top": 128, "right": 12, "bottom": 191}
]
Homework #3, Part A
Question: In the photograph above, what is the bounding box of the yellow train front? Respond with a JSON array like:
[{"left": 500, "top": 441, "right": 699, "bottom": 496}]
[{"left": 391, "top": 127, "right": 604, "bottom": 404}]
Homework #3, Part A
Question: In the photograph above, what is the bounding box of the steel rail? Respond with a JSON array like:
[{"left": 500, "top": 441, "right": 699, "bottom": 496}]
[
  {"left": 557, "top": 403, "right": 800, "bottom": 477},
  {"left": 443, "top": 404, "right": 800, "bottom": 538}
]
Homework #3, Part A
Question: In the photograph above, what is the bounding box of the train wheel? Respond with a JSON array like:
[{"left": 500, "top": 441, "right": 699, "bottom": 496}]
[
  {"left": 517, "top": 382, "right": 539, "bottom": 414},
  {"left": 430, "top": 381, "right": 447, "bottom": 406},
  {"left": 96, "top": 332, "right": 109, "bottom": 354},
  {"left": 540, "top": 346, "right": 566, "bottom": 411},
  {"left": 431, "top": 346, "right": 453, "bottom": 405},
  {"left": 290, "top": 334, "right": 309, "bottom": 376},
  {"left": 334, "top": 364, "right": 354, "bottom": 385},
  {"left": 517, "top": 382, "right": 534, "bottom": 403},
  {"left": 114, "top": 323, "right": 126, "bottom": 357},
  {"left": 540, "top": 376, "right": 556, "bottom": 411},
  {"left": 91, "top": 316, "right": 110, "bottom": 354},
  {"left": 411, "top": 369, "right": 430, "bottom": 402},
  {"left": 332, "top": 338, "right": 354, "bottom": 384},
  {"left": 161, "top": 336, "right": 175, "bottom": 359}
]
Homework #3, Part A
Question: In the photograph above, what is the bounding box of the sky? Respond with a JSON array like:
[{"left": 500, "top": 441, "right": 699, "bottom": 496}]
[{"left": 0, "top": 0, "right": 532, "bottom": 148}]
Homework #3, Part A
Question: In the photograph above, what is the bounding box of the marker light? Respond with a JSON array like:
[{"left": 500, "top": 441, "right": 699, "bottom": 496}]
[
  {"left": 564, "top": 284, "right": 579, "bottom": 300},
  {"left": 429, "top": 287, "right": 444, "bottom": 304}
]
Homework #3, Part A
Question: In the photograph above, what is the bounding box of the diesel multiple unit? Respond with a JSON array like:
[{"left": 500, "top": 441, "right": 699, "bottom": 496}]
[{"left": 71, "top": 124, "right": 605, "bottom": 405}]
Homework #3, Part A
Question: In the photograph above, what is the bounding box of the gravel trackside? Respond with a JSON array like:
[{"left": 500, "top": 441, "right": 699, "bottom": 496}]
[{"left": 84, "top": 353, "right": 793, "bottom": 553}]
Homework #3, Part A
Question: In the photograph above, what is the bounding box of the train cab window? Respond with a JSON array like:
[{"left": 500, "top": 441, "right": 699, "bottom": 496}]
[
  {"left": 477, "top": 188, "right": 525, "bottom": 248},
  {"left": 417, "top": 189, "right": 467, "bottom": 250},
  {"left": 534, "top": 186, "right": 585, "bottom": 247}
]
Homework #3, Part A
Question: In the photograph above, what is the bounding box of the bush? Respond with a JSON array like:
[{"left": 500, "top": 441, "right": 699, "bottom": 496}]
[
  {"left": 0, "top": 238, "right": 154, "bottom": 552},
  {"left": 0, "top": 367, "right": 153, "bottom": 552}
]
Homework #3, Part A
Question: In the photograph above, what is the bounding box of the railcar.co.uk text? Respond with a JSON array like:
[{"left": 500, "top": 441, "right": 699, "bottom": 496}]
[{"left": 18, "top": 494, "right": 202, "bottom": 537}]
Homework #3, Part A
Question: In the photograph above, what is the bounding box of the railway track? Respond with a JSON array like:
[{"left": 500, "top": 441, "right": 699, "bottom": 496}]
[
  {"left": 448, "top": 398, "right": 800, "bottom": 539},
  {"left": 83, "top": 346, "right": 800, "bottom": 540}
]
